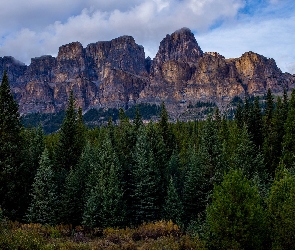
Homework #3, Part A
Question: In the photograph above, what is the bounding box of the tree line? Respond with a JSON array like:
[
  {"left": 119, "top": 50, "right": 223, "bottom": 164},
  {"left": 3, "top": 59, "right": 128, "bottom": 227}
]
[{"left": 1, "top": 70, "right": 295, "bottom": 249}]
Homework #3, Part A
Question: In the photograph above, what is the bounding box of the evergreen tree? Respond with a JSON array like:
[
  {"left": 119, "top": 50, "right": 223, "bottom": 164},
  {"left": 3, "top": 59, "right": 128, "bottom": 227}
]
[
  {"left": 83, "top": 135, "right": 126, "bottom": 228},
  {"left": 264, "top": 89, "right": 275, "bottom": 121},
  {"left": 62, "top": 142, "right": 98, "bottom": 226},
  {"left": 0, "top": 71, "right": 24, "bottom": 219},
  {"left": 231, "top": 127, "right": 265, "bottom": 180},
  {"left": 146, "top": 123, "right": 167, "bottom": 209},
  {"left": 207, "top": 169, "right": 267, "bottom": 250},
  {"left": 131, "top": 126, "right": 161, "bottom": 225},
  {"left": 267, "top": 166, "right": 295, "bottom": 249},
  {"left": 248, "top": 97, "right": 263, "bottom": 149},
  {"left": 115, "top": 108, "right": 135, "bottom": 224},
  {"left": 281, "top": 89, "right": 295, "bottom": 168},
  {"left": 26, "top": 148, "right": 59, "bottom": 225},
  {"left": 269, "top": 97, "right": 287, "bottom": 175},
  {"left": 133, "top": 105, "right": 143, "bottom": 131},
  {"left": 158, "top": 102, "right": 175, "bottom": 159},
  {"left": 235, "top": 101, "right": 244, "bottom": 129},
  {"left": 21, "top": 126, "right": 45, "bottom": 219},
  {"left": 163, "top": 177, "right": 183, "bottom": 224},
  {"left": 199, "top": 115, "right": 225, "bottom": 186},
  {"left": 182, "top": 147, "right": 206, "bottom": 224},
  {"left": 263, "top": 89, "right": 277, "bottom": 174},
  {"left": 54, "top": 92, "right": 83, "bottom": 172}
]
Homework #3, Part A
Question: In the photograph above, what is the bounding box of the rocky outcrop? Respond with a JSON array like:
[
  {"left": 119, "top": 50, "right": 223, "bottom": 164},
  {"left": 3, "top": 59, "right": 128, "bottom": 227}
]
[{"left": 0, "top": 27, "right": 294, "bottom": 116}]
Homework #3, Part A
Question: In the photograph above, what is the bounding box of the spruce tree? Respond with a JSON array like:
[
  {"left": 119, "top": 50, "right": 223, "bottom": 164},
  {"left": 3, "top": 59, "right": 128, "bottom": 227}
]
[
  {"left": 114, "top": 109, "right": 135, "bottom": 224},
  {"left": 199, "top": 115, "right": 225, "bottom": 186},
  {"left": 131, "top": 126, "right": 161, "bottom": 225},
  {"left": 267, "top": 166, "right": 295, "bottom": 249},
  {"left": 26, "top": 148, "right": 59, "bottom": 225},
  {"left": 63, "top": 142, "right": 98, "bottom": 226},
  {"left": 207, "top": 169, "right": 267, "bottom": 249},
  {"left": 231, "top": 127, "right": 265, "bottom": 179},
  {"left": 83, "top": 135, "right": 126, "bottom": 228},
  {"left": 262, "top": 89, "right": 277, "bottom": 174},
  {"left": 0, "top": 71, "right": 24, "bottom": 219},
  {"left": 248, "top": 97, "right": 263, "bottom": 149},
  {"left": 54, "top": 92, "right": 82, "bottom": 171},
  {"left": 182, "top": 147, "right": 206, "bottom": 224},
  {"left": 281, "top": 89, "right": 295, "bottom": 168},
  {"left": 235, "top": 101, "right": 244, "bottom": 129},
  {"left": 21, "top": 126, "right": 45, "bottom": 219},
  {"left": 158, "top": 102, "right": 175, "bottom": 159},
  {"left": 163, "top": 177, "right": 183, "bottom": 224}
]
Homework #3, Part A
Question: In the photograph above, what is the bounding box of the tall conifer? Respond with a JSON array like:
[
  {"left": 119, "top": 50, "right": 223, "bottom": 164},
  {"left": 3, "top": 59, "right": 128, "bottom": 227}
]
[{"left": 0, "top": 71, "right": 24, "bottom": 219}]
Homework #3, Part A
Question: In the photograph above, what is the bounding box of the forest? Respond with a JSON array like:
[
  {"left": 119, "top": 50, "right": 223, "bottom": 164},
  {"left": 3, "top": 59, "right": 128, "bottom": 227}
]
[{"left": 1, "top": 70, "right": 295, "bottom": 249}]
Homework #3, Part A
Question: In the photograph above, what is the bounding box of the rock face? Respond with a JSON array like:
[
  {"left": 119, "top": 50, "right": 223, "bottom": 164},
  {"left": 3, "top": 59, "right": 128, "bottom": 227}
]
[{"left": 1, "top": 28, "right": 294, "bottom": 116}]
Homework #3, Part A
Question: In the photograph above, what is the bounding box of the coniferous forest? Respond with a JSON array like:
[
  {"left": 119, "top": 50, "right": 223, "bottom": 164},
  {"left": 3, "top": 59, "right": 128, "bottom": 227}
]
[{"left": 1, "top": 70, "right": 295, "bottom": 249}]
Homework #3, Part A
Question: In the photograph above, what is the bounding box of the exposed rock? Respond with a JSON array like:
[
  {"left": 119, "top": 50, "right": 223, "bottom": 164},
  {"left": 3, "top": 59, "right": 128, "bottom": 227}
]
[{"left": 0, "top": 27, "right": 294, "bottom": 117}]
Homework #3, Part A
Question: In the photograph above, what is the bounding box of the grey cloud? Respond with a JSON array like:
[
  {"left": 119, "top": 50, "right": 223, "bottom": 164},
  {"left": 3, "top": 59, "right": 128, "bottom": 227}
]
[
  {"left": 196, "top": 14, "right": 295, "bottom": 73},
  {"left": 0, "top": 0, "right": 244, "bottom": 64}
]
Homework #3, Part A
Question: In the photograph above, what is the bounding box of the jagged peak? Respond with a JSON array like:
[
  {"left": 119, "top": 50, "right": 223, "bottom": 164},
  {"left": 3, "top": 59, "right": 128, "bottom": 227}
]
[
  {"left": 173, "top": 27, "right": 192, "bottom": 35},
  {"left": 154, "top": 27, "right": 203, "bottom": 63}
]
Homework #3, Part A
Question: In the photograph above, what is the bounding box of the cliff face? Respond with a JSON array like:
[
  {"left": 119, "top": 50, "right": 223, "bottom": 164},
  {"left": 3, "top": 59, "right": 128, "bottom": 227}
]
[{"left": 1, "top": 28, "right": 294, "bottom": 116}]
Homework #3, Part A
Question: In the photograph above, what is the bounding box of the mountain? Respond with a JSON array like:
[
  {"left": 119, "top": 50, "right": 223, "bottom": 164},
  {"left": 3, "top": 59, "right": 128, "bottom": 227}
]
[{"left": 1, "top": 28, "right": 294, "bottom": 118}]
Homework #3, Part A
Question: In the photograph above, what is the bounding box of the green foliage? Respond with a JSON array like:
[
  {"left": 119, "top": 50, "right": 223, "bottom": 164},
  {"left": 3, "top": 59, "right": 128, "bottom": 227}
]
[
  {"left": 26, "top": 148, "right": 59, "bottom": 225},
  {"left": 281, "top": 89, "right": 295, "bottom": 168},
  {"left": 0, "top": 71, "right": 24, "bottom": 220},
  {"left": 207, "top": 169, "right": 267, "bottom": 250},
  {"left": 267, "top": 166, "right": 295, "bottom": 249},
  {"left": 163, "top": 177, "right": 183, "bottom": 224},
  {"left": 83, "top": 134, "right": 126, "bottom": 228},
  {"left": 182, "top": 147, "right": 205, "bottom": 224},
  {"left": 21, "top": 110, "right": 65, "bottom": 134},
  {"left": 125, "top": 103, "right": 161, "bottom": 120},
  {"left": 131, "top": 126, "right": 161, "bottom": 225},
  {"left": 54, "top": 92, "right": 84, "bottom": 172}
]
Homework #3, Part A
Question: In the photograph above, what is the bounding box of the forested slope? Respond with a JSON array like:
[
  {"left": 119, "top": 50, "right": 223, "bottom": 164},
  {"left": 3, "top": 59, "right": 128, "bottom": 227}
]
[{"left": 1, "top": 71, "right": 295, "bottom": 249}]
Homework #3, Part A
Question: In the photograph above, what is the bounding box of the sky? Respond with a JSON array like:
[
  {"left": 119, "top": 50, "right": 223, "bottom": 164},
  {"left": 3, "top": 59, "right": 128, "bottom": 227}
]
[{"left": 0, "top": 0, "right": 294, "bottom": 73}]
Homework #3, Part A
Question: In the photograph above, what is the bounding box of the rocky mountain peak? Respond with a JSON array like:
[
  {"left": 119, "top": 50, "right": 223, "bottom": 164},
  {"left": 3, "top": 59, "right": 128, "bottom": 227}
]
[
  {"left": 153, "top": 27, "right": 203, "bottom": 64},
  {"left": 57, "top": 42, "right": 84, "bottom": 61},
  {"left": 1, "top": 28, "right": 295, "bottom": 118}
]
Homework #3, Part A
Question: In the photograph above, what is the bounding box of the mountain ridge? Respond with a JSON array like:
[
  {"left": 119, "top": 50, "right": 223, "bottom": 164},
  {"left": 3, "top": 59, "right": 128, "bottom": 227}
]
[{"left": 1, "top": 27, "right": 294, "bottom": 118}]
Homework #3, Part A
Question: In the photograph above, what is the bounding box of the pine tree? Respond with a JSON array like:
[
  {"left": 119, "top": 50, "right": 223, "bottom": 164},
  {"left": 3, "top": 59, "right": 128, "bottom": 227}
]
[
  {"left": 182, "top": 147, "right": 206, "bottom": 224},
  {"left": 263, "top": 89, "right": 277, "bottom": 174},
  {"left": 21, "top": 126, "right": 45, "bottom": 219},
  {"left": 235, "top": 101, "right": 244, "bottom": 129},
  {"left": 54, "top": 92, "right": 85, "bottom": 193},
  {"left": 26, "top": 148, "right": 59, "bottom": 225},
  {"left": 267, "top": 166, "right": 295, "bottom": 249},
  {"left": 207, "top": 169, "right": 267, "bottom": 249},
  {"left": 199, "top": 115, "right": 225, "bottom": 186},
  {"left": 163, "top": 177, "right": 183, "bottom": 224},
  {"left": 114, "top": 109, "right": 135, "bottom": 225},
  {"left": 158, "top": 102, "right": 175, "bottom": 159},
  {"left": 146, "top": 122, "right": 167, "bottom": 209},
  {"left": 0, "top": 71, "right": 24, "bottom": 219},
  {"left": 231, "top": 127, "right": 265, "bottom": 180},
  {"left": 54, "top": 92, "right": 82, "bottom": 171},
  {"left": 248, "top": 97, "right": 263, "bottom": 149},
  {"left": 64, "top": 142, "right": 98, "bottom": 226},
  {"left": 131, "top": 126, "right": 161, "bottom": 225},
  {"left": 133, "top": 105, "right": 143, "bottom": 131},
  {"left": 83, "top": 135, "right": 126, "bottom": 228},
  {"left": 281, "top": 89, "right": 295, "bottom": 168}
]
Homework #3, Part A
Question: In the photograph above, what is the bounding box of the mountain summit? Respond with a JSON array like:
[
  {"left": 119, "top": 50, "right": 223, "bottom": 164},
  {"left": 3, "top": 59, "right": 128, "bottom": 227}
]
[{"left": 0, "top": 28, "right": 294, "bottom": 116}]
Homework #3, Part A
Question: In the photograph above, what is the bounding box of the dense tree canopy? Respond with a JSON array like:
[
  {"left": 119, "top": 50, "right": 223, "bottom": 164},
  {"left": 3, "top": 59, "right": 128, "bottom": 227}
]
[{"left": 1, "top": 71, "right": 295, "bottom": 249}]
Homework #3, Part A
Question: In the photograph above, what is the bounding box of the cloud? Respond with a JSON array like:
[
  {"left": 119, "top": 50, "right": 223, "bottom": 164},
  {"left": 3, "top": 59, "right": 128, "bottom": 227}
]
[
  {"left": 0, "top": 0, "right": 244, "bottom": 64},
  {"left": 0, "top": 0, "right": 294, "bottom": 74},
  {"left": 196, "top": 1, "right": 295, "bottom": 73}
]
